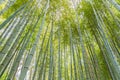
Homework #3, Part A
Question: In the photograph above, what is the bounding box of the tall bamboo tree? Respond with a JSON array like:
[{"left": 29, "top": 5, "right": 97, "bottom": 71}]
[{"left": 0, "top": 0, "right": 120, "bottom": 80}]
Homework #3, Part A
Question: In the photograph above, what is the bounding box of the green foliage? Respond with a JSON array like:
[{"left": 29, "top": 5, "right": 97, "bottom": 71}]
[
  {"left": 0, "top": 0, "right": 120, "bottom": 80},
  {"left": 1, "top": 0, "right": 28, "bottom": 18}
]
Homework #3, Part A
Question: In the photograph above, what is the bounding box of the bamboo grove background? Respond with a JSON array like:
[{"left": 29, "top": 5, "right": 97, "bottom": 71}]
[{"left": 0, "top": 0, "right": 120, "bottom": 80}]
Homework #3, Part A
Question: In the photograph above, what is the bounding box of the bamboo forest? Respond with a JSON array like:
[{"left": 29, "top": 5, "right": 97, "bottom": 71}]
[{"left": 0, "top": 0, "right": 120, "bottom": 80}]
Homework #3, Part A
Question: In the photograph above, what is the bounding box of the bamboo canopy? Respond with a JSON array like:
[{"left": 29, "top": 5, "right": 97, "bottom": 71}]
[{"left": 0, "top": 0, "right": 120, "bottom": 80}]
